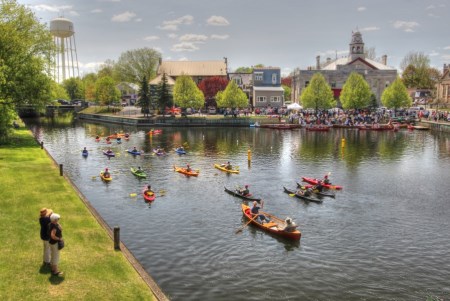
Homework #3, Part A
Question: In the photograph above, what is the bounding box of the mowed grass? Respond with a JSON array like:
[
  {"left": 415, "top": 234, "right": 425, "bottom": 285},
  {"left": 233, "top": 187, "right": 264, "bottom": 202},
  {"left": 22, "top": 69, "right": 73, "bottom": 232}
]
[{"left": 0, "top": 127, "right": 155, "bottom": 301}]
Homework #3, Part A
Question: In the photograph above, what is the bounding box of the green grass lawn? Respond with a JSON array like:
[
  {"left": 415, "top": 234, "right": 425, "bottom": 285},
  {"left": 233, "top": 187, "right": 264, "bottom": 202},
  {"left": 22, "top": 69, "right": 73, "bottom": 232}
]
[{"left": 0, "top": 126, "right": 155, "bottom": 301}]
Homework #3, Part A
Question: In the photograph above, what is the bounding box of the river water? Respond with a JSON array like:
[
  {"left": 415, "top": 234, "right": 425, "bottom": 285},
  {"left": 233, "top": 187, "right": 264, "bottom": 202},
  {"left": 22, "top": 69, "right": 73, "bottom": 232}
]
[{"left": 28, "top": 119, "right": 450, "bottom": 301}]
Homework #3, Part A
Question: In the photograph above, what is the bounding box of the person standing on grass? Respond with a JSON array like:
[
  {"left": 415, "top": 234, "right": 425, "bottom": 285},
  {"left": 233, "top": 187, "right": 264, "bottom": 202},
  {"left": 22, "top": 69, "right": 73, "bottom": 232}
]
[
  {"left": 49, "top": 213, "right": 64, "bottom": 276},
  {"left": 39, "top": 208, "right": 53, "bottom": 267}
]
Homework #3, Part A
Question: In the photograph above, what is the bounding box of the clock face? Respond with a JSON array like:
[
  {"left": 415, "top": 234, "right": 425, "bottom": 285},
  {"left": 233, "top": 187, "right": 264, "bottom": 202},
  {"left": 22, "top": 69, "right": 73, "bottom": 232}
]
[{"left": 354, "top": 36, "right": 362, "bottom": 43}]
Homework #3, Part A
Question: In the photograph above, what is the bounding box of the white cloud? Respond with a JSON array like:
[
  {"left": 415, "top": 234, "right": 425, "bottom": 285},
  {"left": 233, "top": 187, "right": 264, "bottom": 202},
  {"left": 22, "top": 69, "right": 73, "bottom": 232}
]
[
  {"left": 159, "top": 15, "right": 194, "bottom": 31},
  {"left": 425, "top": 5, "right": 435, "bottom": 10},
  {"left": 444, "top": 46, "right": 450, "bottom": 50},
  {"left": 178, "top": 57, "right": 189, "bottom": 61},
  {"left": 171, "top": 42, "right": 199, "bottom": 52},
  {"left": 393, "top": 20, "right": 419, "bottom": 32},
  {"left": 135, "top": 18, "right": 142, "bottom": 22},
  {"left": 111, "top": 11, "right": 136, "bottom": 23},
  {"left": 281, "top": 67, "right": 292, "bottom": 77},
  {"left": 69, "top": 11, "right": 79, "bottom": 17},
  {"left": 427, "top": 13, "right": 439, "bottom": 18},
  {"left": 210, "top": 34, "right": 229, "bottom": 40},
  {"left": 91, "top": 9, "right": 102, "bottom": 13},
  {"left": 429, "top": 51, "right": 439, "bottom": 57},
  {"left": 207, "top": 16, "right": 230, "bottom": 26},
  {"left": 318, "top": 49, "right": 348, "bottom": 57},
  {"left": 442, "top": 54, "right": 450, "bottom": 60},
  {"left": 168, "top": 33, "right": 178, "bottom": 39},
  {"left": 357, "top": 7, "right": 366, "bottom": 12},
  {"left": 360, "top": 26, "right": 380, "bottom": 32},
  {"left": 143, "top": 35, "right": 160, "bottom": 41},
  {"left": 179, "top": 34, "right": 208, "bottom": 42},
  {"left": 30, "top": 4, "right": 72, "bottom": 12}
]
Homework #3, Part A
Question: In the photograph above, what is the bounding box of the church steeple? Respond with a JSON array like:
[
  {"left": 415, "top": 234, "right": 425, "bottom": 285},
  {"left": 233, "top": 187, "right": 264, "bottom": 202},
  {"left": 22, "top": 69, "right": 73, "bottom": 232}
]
[{"left": 349, "top": 30, "right": 365, "bottom": 61}]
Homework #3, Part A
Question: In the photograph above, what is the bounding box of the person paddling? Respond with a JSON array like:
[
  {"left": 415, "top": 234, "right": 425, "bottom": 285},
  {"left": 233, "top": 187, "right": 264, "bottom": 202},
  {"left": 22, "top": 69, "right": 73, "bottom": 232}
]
[
  {"left": 239, "top": 185, "right": 250, "bottom": 196},
  {"left": 251, "top": 200, "right": 269, "bottom": 224},
  {"left": 103, "top": 168, "right": 110, "bottom": 178},
  {"left": 144, "top": 185, "right": 154, "bottom": 196}
]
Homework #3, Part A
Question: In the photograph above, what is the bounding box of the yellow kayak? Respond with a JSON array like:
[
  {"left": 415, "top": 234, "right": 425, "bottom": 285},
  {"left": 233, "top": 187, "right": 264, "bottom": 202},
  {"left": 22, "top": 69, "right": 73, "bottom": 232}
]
[
  {"left": 214, "top": 164, "right": 239, "bottom": 174},
  {"left": 100, "top": 171, "right": 112, "bottom": 181}
]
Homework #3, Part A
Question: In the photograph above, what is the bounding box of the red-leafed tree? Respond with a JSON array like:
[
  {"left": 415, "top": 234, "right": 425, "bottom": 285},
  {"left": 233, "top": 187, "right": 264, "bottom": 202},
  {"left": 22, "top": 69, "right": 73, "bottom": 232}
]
[
  {"left": 281, "top": 76, "right": 292, "bottom": 87},
  {"left": 198, "top": 77, "right": 229, "bottom": 108}
]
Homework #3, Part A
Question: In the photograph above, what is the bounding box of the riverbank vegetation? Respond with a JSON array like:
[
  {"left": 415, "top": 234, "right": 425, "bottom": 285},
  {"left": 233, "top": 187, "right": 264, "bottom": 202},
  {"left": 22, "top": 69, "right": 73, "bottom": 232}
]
[{"left": 0, "top": 126, "right": 155, "bottom": 300}]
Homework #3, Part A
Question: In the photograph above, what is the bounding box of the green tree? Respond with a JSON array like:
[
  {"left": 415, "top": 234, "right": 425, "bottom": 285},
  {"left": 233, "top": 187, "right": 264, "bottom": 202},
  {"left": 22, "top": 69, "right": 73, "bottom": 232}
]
[
  {"left": 156, "top": 73, "right": 173, "bottom": 112},
  {"left": 82, "top": 73, "right": 98, "bottom": 101},
  {"left": 300, "top": 73, "right": 335, "bottom": 110},
  {"left": 282, "top": 85, "right": 292, "bottom": 103},
  {"left": 97, "top": 59, "right": 116, "bottom": 79},
  {"left": 340, "top": 72, "right": 372, "bottom": 109},
  {"left": 114, "top": 48, "right": 161, "bottom": 84},
  {"left": 50, "top": 81, "right": 69, "bottom": 101},
  {"left": 400, "top": 52, "right": 436, "bottom": 89},
  {"left": 137, "top": 75, "right": 150, "bottom": 116},
  {"left": 215, "top": 80, "right": 248, "bottom": 109},
  {"left": 63, "top": 77, "right": 85, "bottom": 100},
  {"left": 95, "top": 76, "right": 121, "bottom": 106},
  {"left": 173, "top": 75, "right": 204, "bottom": 111},
  {"left": 381, "top": 77, "right": 412, "bottom": 110},
  {"left": 234, "top": 67, "right": 253, "bottom": 73},
  {"left": 0, "top": 0, "right": 54, "bottom": 142}
]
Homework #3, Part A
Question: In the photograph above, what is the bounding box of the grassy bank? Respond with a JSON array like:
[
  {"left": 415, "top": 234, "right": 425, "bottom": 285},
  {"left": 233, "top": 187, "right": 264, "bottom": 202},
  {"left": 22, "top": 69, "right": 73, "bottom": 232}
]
[{"left": 0, "top": 126, "right": 155, "bottom": 300}]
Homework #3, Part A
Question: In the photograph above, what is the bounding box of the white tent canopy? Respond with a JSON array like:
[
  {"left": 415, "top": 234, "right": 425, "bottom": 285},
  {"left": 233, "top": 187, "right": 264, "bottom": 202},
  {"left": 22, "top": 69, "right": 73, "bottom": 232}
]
[{"left": 287, "top": 103, "right": 302, "bottom": 110}]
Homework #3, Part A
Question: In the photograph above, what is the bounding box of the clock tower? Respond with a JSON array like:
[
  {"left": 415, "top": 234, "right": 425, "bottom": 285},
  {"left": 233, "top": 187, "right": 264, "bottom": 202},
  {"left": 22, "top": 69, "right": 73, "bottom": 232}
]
[{"left": 349, "top": 31, "right": 365, "bottom": 61}]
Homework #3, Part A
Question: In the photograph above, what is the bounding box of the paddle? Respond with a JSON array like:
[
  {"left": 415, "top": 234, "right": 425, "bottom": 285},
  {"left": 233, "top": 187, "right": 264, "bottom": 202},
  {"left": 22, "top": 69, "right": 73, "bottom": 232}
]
[{"left": 235, "top": 214, "right": 259, "bottom": 234}]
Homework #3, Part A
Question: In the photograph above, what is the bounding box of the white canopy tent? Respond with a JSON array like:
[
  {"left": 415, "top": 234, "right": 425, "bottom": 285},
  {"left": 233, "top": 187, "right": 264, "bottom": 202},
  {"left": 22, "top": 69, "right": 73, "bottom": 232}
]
[{"left": 287, "top": 103, "right": 302, "bottom": 110}]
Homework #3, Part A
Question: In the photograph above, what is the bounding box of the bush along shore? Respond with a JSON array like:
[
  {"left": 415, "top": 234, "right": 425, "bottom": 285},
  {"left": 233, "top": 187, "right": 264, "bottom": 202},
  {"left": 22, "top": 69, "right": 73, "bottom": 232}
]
[{"left": 0, "top": 125, "right": 159, "bottom": 301}]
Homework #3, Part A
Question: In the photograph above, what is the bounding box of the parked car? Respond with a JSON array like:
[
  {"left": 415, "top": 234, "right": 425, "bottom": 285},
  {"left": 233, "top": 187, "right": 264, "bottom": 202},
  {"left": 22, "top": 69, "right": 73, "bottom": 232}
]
[{"left": 56, "top": 99, "right": 70, "bottom": 105}]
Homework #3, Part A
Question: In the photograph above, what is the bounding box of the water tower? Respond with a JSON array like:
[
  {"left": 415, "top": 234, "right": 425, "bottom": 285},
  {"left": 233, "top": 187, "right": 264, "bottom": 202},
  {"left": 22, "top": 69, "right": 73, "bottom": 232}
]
[{"left": 50, "top": 17, "right": 79, "bottom": 82}]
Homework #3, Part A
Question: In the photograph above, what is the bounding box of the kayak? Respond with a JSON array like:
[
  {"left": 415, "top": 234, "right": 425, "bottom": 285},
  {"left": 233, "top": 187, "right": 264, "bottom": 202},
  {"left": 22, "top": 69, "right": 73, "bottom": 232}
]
[
  {"left": 296, "top": 182, "right": 336, "bottom": 198},
  {"left": 82, "top": 150, "right": 88, "bottom": 157},
  {"left": 107, "top": 133, "right": 125, "bottom": 139},
  {"left": 214, "top": 164, "right": 239, "bottom": 174},
  {"left": 175, "top": 148, "right": 187, "bottom": 155},
  {"left": 100, "top": 171, "right": 112, "bottom": 182},
  {"left": 153, "top": 149, "right": 166, "bottom": 156},
  {"left": 283, "top": 186, "right": 323, "bottom": 203},
  {"left": 173, "top": 166, "right": 199, "bottom": 177},
  {"left": 224, "top": 186, "right": 261, "bottom": 202},
  {"left": 302, "top": 176, "right": 343, "bottom": 190},
  {"left": 127, "top": 149, "right": 142, "bottom": 155},
  {"left": 148, "top": 129, "right": 162, "bottom": 135},
  {"left": 142, "top": 187, "right": 156, "bottom": 202},
  {"left": 241, "top": 204, "right": 301, "bottom": 241},
  {"left": 95, "top": 138, "right": 100, "bottom": 142},
  {"left": 131, "top": 168, "right": 147, "bottom": 178},
  {"left": 306, "top": 126, "right": 330, "bottom": 131},
  {"left": 103, "top": 150, "right": 115, "bottom": 157}
]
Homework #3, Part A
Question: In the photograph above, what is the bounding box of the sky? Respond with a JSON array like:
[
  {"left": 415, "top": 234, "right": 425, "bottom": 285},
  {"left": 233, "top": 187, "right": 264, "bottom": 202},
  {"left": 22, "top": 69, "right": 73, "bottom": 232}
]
[{"left": 21, "top": 0, "right": 450, "bottom": 77}]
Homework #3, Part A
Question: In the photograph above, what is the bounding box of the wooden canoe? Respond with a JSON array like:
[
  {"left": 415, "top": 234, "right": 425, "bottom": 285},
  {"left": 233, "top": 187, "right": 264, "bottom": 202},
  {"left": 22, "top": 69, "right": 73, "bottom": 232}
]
[
  {"left": 214, "top": 164, "right": 239, "bottom": 174},
  {"left": 224, "top": 187, "right": 261, "bottom": 202},
  {"left": 241, "top": 204, "right": 301, "bottom": 241},
  {"left": 283, "top": 187, "right": 323, "bottom": 203}
]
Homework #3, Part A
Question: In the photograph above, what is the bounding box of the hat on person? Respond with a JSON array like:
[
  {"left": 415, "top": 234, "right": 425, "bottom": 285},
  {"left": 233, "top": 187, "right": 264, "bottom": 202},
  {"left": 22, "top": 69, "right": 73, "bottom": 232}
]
[
  {"left": 285, "top": 217, "right": 292, "bottom": 224},
  {"left": 50, "top": 213, "right": 60, "bottom": 222}
]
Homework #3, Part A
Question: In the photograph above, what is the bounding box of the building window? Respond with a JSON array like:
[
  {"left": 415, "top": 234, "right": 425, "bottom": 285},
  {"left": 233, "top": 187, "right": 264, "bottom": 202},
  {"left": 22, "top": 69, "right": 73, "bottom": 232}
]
[
  {"left": 234, "top": 77, "right": 242, "bottom": 85},
  {"left": 331, "top": 82, "right": 336, "bottom": 88},
  {"left": 385, "top": 81, "right": 390, "bottom": 87},
  {"left": 272, "top": 73, "right": 277, "bottom": 84},
  {"left": 271, "top": 96, "right": 281, "bottom": 102},
  {"left": 256, "top": 96, "right": 266, "bottom": 102},
  {"left": 305, "top": 81, "right": 309, "bottom": 87},
  {"left": 255, "top": 72, "right": 263, "bottom": 81}
]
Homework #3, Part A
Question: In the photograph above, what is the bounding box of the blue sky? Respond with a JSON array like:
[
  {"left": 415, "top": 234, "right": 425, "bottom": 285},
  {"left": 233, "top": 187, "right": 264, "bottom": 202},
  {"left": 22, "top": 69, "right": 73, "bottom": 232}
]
[{"left": 22, "top": 0, "right": 450, "bottom": 76}]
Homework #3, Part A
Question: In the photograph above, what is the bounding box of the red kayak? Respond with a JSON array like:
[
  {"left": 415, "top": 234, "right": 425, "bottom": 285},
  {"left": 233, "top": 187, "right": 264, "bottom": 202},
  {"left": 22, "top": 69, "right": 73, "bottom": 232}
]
[
  {"left": 142, "top": 187, "right": 156, "bottom": 202},
  {"left": 302, "top": 176, "right": 343, "bottom": 190}
]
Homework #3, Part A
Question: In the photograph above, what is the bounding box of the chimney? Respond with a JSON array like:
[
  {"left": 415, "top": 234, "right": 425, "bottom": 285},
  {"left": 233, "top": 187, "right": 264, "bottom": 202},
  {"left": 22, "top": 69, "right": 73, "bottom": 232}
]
[
  {"left": 381, "top": 55, "right": 387, "bottom": 66},
  {"left": 316, "top": 55, "right": 320, "bottom": 70}
]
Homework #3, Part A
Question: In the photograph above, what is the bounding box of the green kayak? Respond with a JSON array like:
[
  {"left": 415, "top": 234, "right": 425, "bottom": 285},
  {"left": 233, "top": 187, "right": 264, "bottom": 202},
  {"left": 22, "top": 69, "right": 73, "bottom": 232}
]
[{"left": 131, "top": 167, "right": 147, "bottom": 178}]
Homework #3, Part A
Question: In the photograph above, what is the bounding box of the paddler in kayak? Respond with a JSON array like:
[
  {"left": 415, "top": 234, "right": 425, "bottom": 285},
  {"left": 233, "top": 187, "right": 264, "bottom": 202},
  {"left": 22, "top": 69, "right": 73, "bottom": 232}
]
[
  {"left": 222, "top": 161, "right": 232, "bottom": 170},
  {"left": 313, "top": 180, "right": 324, "bottom": 192},
  {"left": 323, "top": 174, "right": 331, "bottom": 184},
  {"left": 239, "top": 185, "right": 250, "bottom": 196},
  {"left": 82, "top": 147, "right": 88, "bottom": 155},
  {"left": 103, "top": 168, "right": 111, "bottom": 178},
  {"left": 185, "top": 164, "right": 192, "bottom": 172},
  {"left": 144, "top": 185, "right": 154, "bottom": 196}
]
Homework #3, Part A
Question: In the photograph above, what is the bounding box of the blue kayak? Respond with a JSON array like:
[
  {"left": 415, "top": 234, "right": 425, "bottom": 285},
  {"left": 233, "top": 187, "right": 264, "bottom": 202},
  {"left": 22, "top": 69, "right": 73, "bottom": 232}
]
[
  {"left": 175, "top": 148, "right": 186, "bottom": 155},
  {"left": 127, "top": 150, "right": 141, "bottom": 155}
]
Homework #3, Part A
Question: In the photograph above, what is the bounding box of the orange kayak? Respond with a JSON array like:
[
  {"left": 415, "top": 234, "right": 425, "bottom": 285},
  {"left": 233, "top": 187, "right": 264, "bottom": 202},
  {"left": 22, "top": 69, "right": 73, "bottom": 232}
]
[{"left": 174, "top": 166, "right": 199, "bottom": 177}]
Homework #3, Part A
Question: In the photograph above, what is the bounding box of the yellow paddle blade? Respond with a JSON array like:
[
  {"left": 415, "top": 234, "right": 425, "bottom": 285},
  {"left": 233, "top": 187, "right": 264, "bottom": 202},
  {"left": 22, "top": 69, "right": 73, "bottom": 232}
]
[
  {"left": 130, "top": 193, "right": 137, "bottom": 197},
  {"left": 289, "top": 194, "right": 296, "bottom": 197}
]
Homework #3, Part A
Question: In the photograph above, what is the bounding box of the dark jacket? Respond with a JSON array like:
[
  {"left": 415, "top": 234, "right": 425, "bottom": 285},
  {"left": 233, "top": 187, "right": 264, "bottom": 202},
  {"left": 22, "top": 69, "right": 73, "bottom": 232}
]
[{"left": 39, "top": 216, "right": 51, "bottom": 241}]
